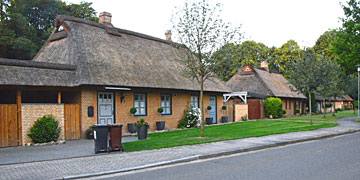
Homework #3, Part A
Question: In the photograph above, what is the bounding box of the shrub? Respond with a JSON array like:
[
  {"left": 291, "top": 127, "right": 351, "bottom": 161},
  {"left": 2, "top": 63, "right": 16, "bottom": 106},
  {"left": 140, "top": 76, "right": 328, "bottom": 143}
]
[
  {"left": 157, "top": 107, "right": 164, "bottom": 114},
  {"left": 282, "top": 110, "right": 287, "bottom": 115},
  {"left": 207, "top": 106, "right": 212, "bottom": 110},
  {"left": 27, "top": 115, "right": 61, "bottom": 143},
  {"left": 222, "top": 105, "right": 227, "bottom": 110},
  {"left": 335, "top": 108, "right": 343, "bottom": 112},
  {"left": 344, "top": 104, "right": 350, "bottom": 110},
  {"left": 130, "top": 107, "right": 137, "bottom": 114},
  {"left": 177, "top": 107, "right": 200, "bottom": 128},
  {"left": 355, "top": 101, "right": 358, "bottom": 108},
  {"left": 241, "top": 114, "right": 247, "bottom": 121},
  {"left": 264, "top": 97, "right": 284, "bottom": 119},
  {"left": 325, "top": 104, "right": 332, "bottom": 108},
  {"left": 295, "top": 109, "right": 300, "bottom": 114}
]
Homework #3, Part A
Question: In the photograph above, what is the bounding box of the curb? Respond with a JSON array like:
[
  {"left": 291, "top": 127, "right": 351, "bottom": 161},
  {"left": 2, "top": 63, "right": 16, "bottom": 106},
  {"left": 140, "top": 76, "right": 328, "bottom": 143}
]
[
  {"left": 62, "top": 155, "right": 200, "bottom": 180},
  {"left": 63, "top": 129, "right": 360, "bottom": 179}
]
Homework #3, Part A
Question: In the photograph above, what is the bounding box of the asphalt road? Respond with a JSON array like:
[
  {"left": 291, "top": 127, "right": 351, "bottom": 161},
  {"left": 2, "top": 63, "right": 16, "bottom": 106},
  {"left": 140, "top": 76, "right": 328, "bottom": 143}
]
[{"left": 94, "top": 133, "right": 360, "bottom": 180}]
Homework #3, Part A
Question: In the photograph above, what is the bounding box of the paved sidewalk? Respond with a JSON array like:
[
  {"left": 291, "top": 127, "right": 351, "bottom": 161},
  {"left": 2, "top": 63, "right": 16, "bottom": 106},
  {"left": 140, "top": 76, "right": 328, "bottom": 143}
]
[{"left": 0, "top": 117, "right": 359, "bottom": 180}]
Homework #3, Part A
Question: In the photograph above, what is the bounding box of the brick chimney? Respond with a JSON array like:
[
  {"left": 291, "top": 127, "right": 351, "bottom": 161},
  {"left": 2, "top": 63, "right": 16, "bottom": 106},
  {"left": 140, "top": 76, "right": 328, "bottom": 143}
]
[
  {"left": 99, "top": 12, "right": 112, "bottom": 27},
  {"left": 165, "top": 30, "right": 172, "bottom": 41},
  {"left": 261, "top": 61, "right": 269, "bottom": 71}
]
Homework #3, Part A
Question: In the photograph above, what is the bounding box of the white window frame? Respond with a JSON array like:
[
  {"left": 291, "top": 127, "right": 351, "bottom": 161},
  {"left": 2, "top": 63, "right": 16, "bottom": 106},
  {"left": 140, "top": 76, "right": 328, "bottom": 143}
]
[
  {"left": 191, "top": 95, "right": 199, "bottom": 108},
  {"left": 161, "top": 94, "right": 171, "bottom": 115},
  {"left": 134, "top": 93, "right": 146, "bottom": 116}
]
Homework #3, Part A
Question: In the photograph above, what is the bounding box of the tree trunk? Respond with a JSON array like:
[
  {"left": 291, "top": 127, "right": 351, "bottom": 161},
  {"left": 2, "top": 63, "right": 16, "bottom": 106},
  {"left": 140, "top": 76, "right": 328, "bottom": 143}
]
[
  {"left": 323, "top": 98, "right": 326, "bottom": 118},
  {"left": 200, "top": 78, "right": 205, "bottom": 137},
  {"left": 353, "top": 100, "right": 355, "bottom": 114},
  {"left": 0, "top": 1, "right": 4, "bottom": 57},
  {"left": 309, "top": 91, "right": 312, "bottom": 125},
  {"left": 333, "top": 95, "right": 336, "bottom": 116}
]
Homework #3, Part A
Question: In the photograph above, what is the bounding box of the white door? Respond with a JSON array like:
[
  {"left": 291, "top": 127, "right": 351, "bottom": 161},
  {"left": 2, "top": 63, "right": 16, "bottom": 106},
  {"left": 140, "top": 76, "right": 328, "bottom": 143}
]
[
  {"left": 209, "top": 96, "right": 217, "bottom": 124},
  {"left": 98, "top": 92, "right": 114, "bottom": 124}
]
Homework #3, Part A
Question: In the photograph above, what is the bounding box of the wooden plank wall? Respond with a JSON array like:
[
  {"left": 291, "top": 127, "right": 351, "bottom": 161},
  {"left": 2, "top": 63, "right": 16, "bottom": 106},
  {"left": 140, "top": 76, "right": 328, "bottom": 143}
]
[
  {"left": 64, "top": 104, "right": 81, "bottom": 140},
  {"left": 0, "top": 105, "right": 18, "bottom": 147}
]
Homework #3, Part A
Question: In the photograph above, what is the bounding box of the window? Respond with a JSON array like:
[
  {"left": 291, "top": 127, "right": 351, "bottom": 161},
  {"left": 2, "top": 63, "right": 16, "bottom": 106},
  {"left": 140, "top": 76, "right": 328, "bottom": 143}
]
[
  {"left": 191, "top": 95, "right": 199, "bottom": 108},
  {"left": 161, "top": 94, "right": 171, "bottom": 115},
  {"left": 134, "top": 93, "right": 146, "bottom": 116}
]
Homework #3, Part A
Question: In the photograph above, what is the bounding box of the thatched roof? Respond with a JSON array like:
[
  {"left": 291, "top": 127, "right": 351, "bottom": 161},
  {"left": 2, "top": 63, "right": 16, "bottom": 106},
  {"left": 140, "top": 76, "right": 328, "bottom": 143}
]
[
  {"left": 315, "top": 93, "right": 353, "bottom": 102},
  {"left": 226, "top": 66, "right": 306, "bottom": 99},
  {"left": 0, "top": 58, "right": 78, "bottom": 87},
  {"left": 1, "top": 15, "right": 229, "bottom": 92}
]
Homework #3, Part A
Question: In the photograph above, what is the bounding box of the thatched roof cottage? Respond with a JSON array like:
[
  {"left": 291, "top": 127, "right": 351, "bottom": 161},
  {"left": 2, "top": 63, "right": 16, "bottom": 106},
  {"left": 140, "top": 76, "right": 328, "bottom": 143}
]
[
  {"left": 226, "top": 62, "right": 307, "bottom": 119},
  {"left": 0, "top": 12, "right": 230, "bottom": 147}
]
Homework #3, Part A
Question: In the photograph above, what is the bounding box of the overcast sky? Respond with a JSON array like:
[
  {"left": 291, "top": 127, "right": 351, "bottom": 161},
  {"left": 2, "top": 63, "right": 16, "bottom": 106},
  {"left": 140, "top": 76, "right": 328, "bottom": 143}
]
[{"left": 66, "top": 0, "right": 347, "bottom": 48}]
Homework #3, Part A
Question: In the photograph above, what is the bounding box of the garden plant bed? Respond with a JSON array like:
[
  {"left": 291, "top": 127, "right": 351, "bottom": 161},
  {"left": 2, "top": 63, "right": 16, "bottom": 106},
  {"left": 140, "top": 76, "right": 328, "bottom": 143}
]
[{"left": 122, "top": 120, "right": 337, "bottom": 152}]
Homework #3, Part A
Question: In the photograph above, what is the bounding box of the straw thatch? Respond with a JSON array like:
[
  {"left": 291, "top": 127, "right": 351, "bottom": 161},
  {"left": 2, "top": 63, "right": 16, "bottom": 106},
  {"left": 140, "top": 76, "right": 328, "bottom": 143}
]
[
  {"left": 0, "top": 15, "right": 229, "bottom": 92},
  {"left": 315, "top": 93, "right": 353, "bottom": 102},
  {"left": 27, "top": 15, "right": 229, "bottom": 92},
  {"left": 227, "top": 66, "right": 306, "bottom": 99},
  {"left": 0, "top": 58, "right": 78, "bottom": 86}
]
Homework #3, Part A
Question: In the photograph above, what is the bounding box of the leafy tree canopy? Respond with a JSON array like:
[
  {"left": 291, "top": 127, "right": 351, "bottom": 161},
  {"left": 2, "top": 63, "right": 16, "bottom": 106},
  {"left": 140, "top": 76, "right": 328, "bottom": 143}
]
[
  {"left": 0, "top": 0, "right": 97, "bottom": 59},
  {"left": 333, "top": 0, "right": 360, "bottom": 74}
]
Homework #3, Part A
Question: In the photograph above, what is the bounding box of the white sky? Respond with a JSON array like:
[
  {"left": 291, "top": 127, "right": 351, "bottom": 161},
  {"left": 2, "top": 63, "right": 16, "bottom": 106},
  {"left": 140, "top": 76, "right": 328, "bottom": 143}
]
[{"left": 66, "top": 0, "right": 347, "bottom": 48}]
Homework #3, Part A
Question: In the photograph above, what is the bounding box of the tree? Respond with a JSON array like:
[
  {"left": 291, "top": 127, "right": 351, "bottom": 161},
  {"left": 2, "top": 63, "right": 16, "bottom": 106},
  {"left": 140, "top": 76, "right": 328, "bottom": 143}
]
[
  {"left": 344, "top": 74, "right": 358, "bottom": 114},
  {"left": 0, "top": 0, "right": 97, "bottom": 59},
  {"left": 316, "top": 57, "right": 343, "bottom": 117},
  {"left": 211, "top": 40, "right": 271, "bottom": 81},
  {"left": 285, "top": 49, "right": 324, "bottom": 125},
  {"left": 171, "top": 0, "right": 242, "bottom": 137},
  {"left": 273, "top": 40, "right": 303, "bottom": 76},
  {"left": 333, "top": 0, "right": 360, "bottom": 74},
  {"left": 313, "top": 30, "right": 338, "bottom": 60}
]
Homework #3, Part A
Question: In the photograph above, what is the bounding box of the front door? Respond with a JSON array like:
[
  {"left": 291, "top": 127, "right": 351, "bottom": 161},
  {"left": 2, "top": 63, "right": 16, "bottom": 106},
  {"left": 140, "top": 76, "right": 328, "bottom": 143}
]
[
  {"left": 98, "top": 92, "right": 114, "bottom": 124},
  {"left": 209, "top": 96, "right": 217, "bottom": 124}
]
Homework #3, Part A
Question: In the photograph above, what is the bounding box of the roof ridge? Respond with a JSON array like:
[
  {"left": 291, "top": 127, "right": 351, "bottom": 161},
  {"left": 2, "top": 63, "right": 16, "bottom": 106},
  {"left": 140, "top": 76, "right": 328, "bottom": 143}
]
[
  {"left": 253, "top": 68, "right": 275, "bottom": 96},
  {"left": 0, "top": 58, "right": 76, "bottom": 71},
  {"left": 55, "top": 15, "right": 179, "bottom": 45}
]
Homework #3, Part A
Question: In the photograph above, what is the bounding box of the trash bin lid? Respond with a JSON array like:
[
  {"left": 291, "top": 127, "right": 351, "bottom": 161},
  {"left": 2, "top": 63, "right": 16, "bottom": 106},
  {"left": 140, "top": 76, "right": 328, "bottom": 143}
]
[{"left": 109, "top": 124, "right": 123, "bottom": 127}]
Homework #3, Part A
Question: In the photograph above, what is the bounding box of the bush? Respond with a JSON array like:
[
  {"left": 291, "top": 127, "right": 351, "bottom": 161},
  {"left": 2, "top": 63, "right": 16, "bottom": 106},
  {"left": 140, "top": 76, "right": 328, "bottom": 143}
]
[
  {"left": 241, "top": 114, "right": 247, "bottom": 121},
  {"left": 130, "top": 107, "right": 137, "bottom": 114},
  {"left": 355, "top": 101, "right": 358, "bottom": 108},
  {"left": 344, "top": 104, "right": 350, "bottom": 110},
  {"left": 264, "top": 97, "right": 284, "bottom": 119},
  {"left": 135, "top": 119, "right": 149, "bottom": 128},
  {"left": 177, "top": 107, "right": 200, "bottom": 128},
  {"left": 295, "top": 109, "right": 300, "bottom": 114},
  {"left": 157, "top": 107, "right": 164, "bottom": 114},
  {"left": 207, "top": 106, "right": 212, "bottom": 110},
  {"left": 335, "top": 108, "right": 343, "bottom": 112},
  {"left": 27, "top": 115, "right": 61, "bottom": 143},
  {"left": 222, "top": 105, "right": 227, "bottom": 110}
]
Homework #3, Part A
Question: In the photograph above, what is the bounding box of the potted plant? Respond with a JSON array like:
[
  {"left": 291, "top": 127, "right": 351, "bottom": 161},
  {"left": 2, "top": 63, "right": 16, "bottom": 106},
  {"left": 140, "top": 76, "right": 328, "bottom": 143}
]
[
  {"left": 85, "top": 126, "right": 94, "bottom": 139},
  {"left": 206, "top": 106, "right": 213, "bottom": 124},
  {"left": 128, "top": 107, "right": 137, "bottom": 133},
  {"left": 156, "top": 107, "right": 165, "bottom": 130},
  {"left": 221, "top": 105, "right": 229, "bottom": 123},
  {"left": 295, "top": 108, "right": 300, "bottom": 116},
  {"left": 135, "top": 119, "right": 149, "bottom": 140}
]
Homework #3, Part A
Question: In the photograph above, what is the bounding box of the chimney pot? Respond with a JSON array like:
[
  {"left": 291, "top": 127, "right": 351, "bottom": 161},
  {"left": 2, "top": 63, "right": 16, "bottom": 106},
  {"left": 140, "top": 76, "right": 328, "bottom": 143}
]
[
  {"left": 165, "top": 30, "right": 172, "bottom": 41},
  {"left": 99, "top": 12, "right": 112, "bottom": 27},
  {"left": 261, "top": 61, "right": 269, "bottom": 71}
]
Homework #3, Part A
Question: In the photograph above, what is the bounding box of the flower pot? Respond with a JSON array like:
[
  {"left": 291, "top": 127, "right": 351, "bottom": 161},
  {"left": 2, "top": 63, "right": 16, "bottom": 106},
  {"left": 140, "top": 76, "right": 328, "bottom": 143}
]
[
  {"left": 137, "top": 126, "right": 148, "bottom": 140},
  {"left": 127, "top": 123, "right": 137, "bottom": 134},
  {"left": 221, "top": 116, "right": 229, "bottom": 123},
  {"left": 156, "top": 121, "right": 165, "bottom": 130},
  {"left": 206, "top": 118, "right": 213, "bottom": 125}
]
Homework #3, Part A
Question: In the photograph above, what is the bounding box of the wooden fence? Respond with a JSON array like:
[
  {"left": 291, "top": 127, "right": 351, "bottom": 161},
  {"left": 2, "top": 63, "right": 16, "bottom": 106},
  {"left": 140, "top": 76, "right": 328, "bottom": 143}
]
[
  {"left": 0, "top": 105, "right": 19, "bottom": 147},
  {"left": 64, "top": 104, "right": 81, "bottom": 140}
]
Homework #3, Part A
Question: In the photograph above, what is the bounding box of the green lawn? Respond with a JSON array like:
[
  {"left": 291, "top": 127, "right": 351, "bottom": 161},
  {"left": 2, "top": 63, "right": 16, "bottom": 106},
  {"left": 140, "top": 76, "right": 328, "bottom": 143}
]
[
  {"left": 284, "top": 110, "right": 358, "bottom": 122},
  {"left": 122, "top": 120, "right": 337, "bottom": 152}
]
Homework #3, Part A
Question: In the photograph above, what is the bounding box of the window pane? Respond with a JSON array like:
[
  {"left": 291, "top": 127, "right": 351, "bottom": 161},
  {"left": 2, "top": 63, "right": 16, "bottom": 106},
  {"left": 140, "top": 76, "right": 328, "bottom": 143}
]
[
  {"left": 161, "top": 96, "right": 165, "bottom": 101},
  {"left": 134, "top": 101, "right": 139, "bottom": 108},
  {"left": 134, "top": 94, "right": 138, "bottom": 101},
  {"left": 140, "top": 101, "right": 145, "bottom": 108},
  {"left": 166, "top": 101, "right": 170, "bottom": 107},
  {"left": 167, "top": 108, "right": 170, "bottom": 113},
  {"left": 161, "top": 101, "right": 165, "bottom": 107},
  {"left": 140, "top": 94, "right": 145, "bottom": 101}
]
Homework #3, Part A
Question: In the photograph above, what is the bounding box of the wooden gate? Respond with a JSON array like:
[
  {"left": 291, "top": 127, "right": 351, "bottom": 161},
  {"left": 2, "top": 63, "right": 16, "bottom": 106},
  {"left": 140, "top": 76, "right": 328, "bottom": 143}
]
[
  {"left": 248, "top": 99, "right": 261, "bottom": 119},
  {"left": 64, "top": 104, "right": 81, "bottom": 140},
  {"left": 0, "top": 105, "right": 19, "bottom": 147}
]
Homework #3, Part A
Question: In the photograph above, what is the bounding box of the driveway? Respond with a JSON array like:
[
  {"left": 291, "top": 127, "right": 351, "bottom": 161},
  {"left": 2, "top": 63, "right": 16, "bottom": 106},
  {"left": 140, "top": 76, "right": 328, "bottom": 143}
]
[{"left": 0, "top": 136, "right": 138, "bottom": 165}]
